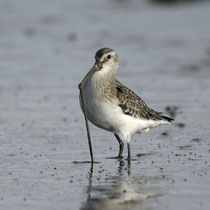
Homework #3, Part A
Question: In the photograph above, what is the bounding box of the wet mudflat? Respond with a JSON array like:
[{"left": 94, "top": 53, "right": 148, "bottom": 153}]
[{"left": 0, "top": 0, "right": 210, "bottom": 209}]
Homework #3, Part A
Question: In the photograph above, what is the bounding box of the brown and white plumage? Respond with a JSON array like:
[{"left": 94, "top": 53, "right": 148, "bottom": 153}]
[
  {"left": 115, "top": 80, "right": 173, "bottom": 122},
  {"left": 79, "top": 48, "right": 173, "bottom": 160}
]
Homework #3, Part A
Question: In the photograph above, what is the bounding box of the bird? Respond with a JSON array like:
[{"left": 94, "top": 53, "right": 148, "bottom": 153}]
[{"left": 79, "top": 48, "right": 173, "bottom": 161}]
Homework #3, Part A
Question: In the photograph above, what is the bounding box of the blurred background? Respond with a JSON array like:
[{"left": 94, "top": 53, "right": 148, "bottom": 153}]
[{"left": 0, "top": 0, "right": 210, "bottom": 210}]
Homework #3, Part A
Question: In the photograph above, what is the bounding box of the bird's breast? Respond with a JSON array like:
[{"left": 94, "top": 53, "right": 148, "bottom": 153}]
[{"left": 79, "top": 79, "right": 119, "bottom": 131}]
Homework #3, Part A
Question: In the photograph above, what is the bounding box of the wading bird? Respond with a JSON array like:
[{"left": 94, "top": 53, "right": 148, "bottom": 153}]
[{"left": 79, "top": 48, "right": 173, "bottom": 161}]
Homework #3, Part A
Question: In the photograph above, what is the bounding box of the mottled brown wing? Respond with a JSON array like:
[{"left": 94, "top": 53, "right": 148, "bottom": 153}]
[{"left": 114, "top": 80, "right": 173, "bottom": 122}]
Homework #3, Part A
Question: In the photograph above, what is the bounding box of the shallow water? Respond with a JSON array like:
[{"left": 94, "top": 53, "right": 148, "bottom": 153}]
[{"left": 0, "top": 0, "right": 210, "bottom": 209}]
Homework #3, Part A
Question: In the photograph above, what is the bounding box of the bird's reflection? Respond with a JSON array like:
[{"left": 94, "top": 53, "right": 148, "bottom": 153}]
[
  {"left": 80, "top": 160, "right": 159, "bottom": 210},
  {"left": 86, "top": 163, "right": 93, "bottom": 201},
  {"left": 117, "top": 159, "right": 130, "bottom": 176}
]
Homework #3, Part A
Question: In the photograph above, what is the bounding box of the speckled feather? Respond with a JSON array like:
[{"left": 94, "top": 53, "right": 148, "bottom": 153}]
[{"left": 114, "top": 80, "right": 173, "bottom": 122}]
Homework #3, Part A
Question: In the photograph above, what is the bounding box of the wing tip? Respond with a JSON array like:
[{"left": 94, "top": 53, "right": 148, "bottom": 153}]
[{"left": 161, "top": 115, "right": 174, "bottom": 122}]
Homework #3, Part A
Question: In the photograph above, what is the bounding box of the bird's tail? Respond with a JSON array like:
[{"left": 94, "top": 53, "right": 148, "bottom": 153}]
[{"left": 161, "top": 115, "right": 174, "bottom": 122}]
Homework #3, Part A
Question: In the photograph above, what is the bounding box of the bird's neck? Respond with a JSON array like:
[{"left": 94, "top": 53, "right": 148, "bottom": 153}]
[
  {"left": 90, "top": 70, "right": 115, "bottom": 90},
  {"left": 86, "top": 70, "right": 117, "bottom": 103}
]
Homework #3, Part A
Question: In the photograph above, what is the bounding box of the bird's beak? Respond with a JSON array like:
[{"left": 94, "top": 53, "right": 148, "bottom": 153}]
[{"left": 79, "top": 61, "right": 101, "bottom": 89}]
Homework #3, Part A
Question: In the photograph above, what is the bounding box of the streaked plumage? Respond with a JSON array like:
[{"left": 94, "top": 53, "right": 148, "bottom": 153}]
[
  {"left": 115, "top": 80, "right": 172, "bottom": 122},
  {"left": 79, "top": 48, "right": 173, "bottom": 160}
]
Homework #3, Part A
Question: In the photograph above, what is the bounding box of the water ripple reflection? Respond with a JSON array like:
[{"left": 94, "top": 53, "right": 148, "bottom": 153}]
[{"left": 81, "top": 161, "right": 161, "bottom": 210}]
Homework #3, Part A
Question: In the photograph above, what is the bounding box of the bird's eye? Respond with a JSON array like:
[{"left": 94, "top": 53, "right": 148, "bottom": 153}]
[{"left": 107, "top": 55, "right": 111, "bottom": 59}]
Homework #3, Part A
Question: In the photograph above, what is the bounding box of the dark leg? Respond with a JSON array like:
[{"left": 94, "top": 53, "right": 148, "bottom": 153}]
[
  {"left": 127, "top": 142, "right": 131, "bottom": 161},
  {"left": 114, "top": 134, "right": 124, "bottom": 158}
]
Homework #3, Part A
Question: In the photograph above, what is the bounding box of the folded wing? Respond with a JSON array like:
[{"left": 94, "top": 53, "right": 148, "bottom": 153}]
[{"left": 114, "top": 80, "right": 173, "bottom": 122}]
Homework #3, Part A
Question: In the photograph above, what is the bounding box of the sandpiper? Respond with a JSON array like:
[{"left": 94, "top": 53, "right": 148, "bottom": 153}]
[{"left": 79, "top": 48, "right": 173, "bottom": 161}]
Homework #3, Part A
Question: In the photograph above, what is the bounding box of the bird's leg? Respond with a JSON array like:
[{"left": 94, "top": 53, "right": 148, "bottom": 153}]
[
  {"left": 114, "top": 134, "right": 124, "bottom": 158},
  {"left": 127, "top": 142, "right": 131, "bottom": 161}
]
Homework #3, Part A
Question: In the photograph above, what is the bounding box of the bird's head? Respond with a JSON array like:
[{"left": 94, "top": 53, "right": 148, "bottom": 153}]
[
  {"left": 94, "top": 48, "right": 119, "bottom": 73},
  {"left": 79, "top": 48, "right": 119, "bottom": 88}
]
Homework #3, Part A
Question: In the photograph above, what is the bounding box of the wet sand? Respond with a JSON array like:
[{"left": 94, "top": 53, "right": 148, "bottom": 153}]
[{"left": 0, "top": 0, "right": 210, "bottom": 209}]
